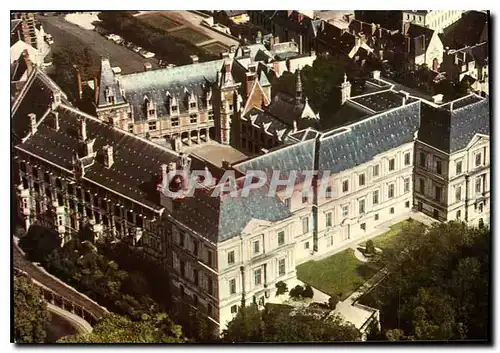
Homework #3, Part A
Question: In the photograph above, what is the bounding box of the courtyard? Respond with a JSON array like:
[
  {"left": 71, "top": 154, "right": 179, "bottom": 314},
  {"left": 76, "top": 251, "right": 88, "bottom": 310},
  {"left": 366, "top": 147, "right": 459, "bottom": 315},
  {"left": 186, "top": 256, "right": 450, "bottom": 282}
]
[{"left": 296, "top": 219, "right": 415, "bottom": 300}]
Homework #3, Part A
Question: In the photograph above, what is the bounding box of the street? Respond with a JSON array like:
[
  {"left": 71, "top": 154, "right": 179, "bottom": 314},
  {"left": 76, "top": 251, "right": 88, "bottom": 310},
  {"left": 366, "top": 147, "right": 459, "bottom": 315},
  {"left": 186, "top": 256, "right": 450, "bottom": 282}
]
[{"left": 39, "top": 15, "right": 159, "bottom": 74}]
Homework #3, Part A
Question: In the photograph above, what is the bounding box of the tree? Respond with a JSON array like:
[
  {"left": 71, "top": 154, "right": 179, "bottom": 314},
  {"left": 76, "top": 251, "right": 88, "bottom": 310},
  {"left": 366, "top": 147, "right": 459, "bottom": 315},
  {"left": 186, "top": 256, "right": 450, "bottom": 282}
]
[
  {"left": 222, "top": 303, "right": 360, "bottom": 342},
  {"left": 275, "top": 281, "right": 288, "bottom": 296},
  {"left": 303, "top": 285, "right": 314, "bottom": 299},
  {"left": 19, "top": 225, "right": 61, "bottom": 263},
  {"left": 365, "top": 240, "right": 376, "bottom": 255},
  {"left": 58, "top": 313, "right": 186, "bottom": 343},
  {"left": 372, "top": 221, "right": 489, "bottom": 340},
  {"left": 14, "top": 275, "right": 50, "bottom": 343},
  {"left": 289, "top": 285, "right": 304, "bottom": 299},
  {"left": 328, "top": 293, "right": 341, "bottom": 310}
]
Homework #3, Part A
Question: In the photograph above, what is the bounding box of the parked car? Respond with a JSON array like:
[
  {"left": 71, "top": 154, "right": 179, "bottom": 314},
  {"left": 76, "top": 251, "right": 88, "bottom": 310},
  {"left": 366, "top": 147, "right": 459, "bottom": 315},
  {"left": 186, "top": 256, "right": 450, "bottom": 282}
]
[
  {"left": 140, "top": 50, "right": 155, "bottom": 59},
  {"left": 125, "top": 42, "right": 134, "bottom": 48},
  {"left": 132, "top": 46, "right": 142, "bottom": 53}
]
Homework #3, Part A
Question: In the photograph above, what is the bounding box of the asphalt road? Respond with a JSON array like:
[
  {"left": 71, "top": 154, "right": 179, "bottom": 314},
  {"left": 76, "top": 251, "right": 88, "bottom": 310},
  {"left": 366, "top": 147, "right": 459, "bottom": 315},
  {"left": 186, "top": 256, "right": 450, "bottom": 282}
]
[
  {"left": 13, "top": 241, "right": 106, "bottom": 319},
  {"left": 39, "top": 15, "right": 159, "bottom": 74}
]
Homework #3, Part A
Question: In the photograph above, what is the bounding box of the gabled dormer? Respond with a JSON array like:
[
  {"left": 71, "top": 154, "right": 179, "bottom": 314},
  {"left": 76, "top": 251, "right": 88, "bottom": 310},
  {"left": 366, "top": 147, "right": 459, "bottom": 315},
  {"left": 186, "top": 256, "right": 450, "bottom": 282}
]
[
  {"left": 187, "top": 90, "right": 198, "bottom": 112},
  {"left": 105, "top": 86, "right": 116, "bottom": 104},
  {"left": 166, "top": 92, "right": 179, "bottom": 116},
  {"left": 144, "top": 95, "right": 157, "bottom": 120}
]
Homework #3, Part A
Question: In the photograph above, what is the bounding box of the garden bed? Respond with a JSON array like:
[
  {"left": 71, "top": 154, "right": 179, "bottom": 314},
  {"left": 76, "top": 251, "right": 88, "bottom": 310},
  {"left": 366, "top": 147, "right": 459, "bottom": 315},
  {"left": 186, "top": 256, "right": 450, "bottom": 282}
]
[{"left": 170, "top": 27, "right": 211, "bottom": 45}]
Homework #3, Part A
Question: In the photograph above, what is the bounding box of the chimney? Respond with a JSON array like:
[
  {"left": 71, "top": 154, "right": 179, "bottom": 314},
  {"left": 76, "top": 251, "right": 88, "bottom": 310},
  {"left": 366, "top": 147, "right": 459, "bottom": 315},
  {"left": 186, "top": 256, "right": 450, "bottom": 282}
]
[
  {"left": 190, "top": 55, "right": 199, "bottom": 64},
  {"left": 172, "top": 136, "right": 182, "bottom": 152},
  {"left": 86, "top": 138, "right": 96, "bottom": 155},
  {"left": 298, "top": 35, "right": 303, "bottom": 54},
  {"left": 52, "top": 91, "right": 61, "bottom": 110},
  {"left": 93, "top": 77, "right": 99, "bottom": 104},
  {"left": 222, "top": 160, "right": 231, "bottom": 169},
  {"left": 144, "top": 62, "right": 152, "bottom": 71},
  {"left": 28, "top": 113, "right": 37, "bottom": 134},
  {"left": 221, "top": 52, "right": 230, "bottom": 59},
  {"left": 22, "top": 49, "right": 33, "bottom": 74},
  {"left": 54, "top": 111, "right": 60, "bottom": 131},
  {"left": 273, "top": 61, "right": 280, "bottom": 75},
  {"left": 103, "top": 145, "right": 114, "bottom": 168},
  {"left": 404, "top": 35, "right": 411, "bottom": 53},
  {"left": 310, "top": 49, "right": 316, "bottom": 57},
  {"left": 293, "top": 120, "right": 298, "bottom": 132},
  {"left": 75, "top": 68, "right": 83, "bottom": 100},
  {"left": 432, "top": 94, "right": 444, "bottom": 104},
  {"left": 167, "top": 162, "right": 177, "bottom": 172},
  {"left": 372, "top": 70, "right": 381, "bottom": 80},
  {"left": 269, "top": 36, "right": 275, "bottom": 50},
  {"left": 274, "top": 36, "right": 280, "bottom": 45},
  {"left": 160, "top": 164, "right": 168, "bottom": 184},
  {"left": 78, "top": 118, "right": 87, "bottom": 141},
  {"left": 246, "top": 72, "right": 256, "bottom": 98},
  {"left": 225, "top": 61, "right": 231, "bottom": 75}
]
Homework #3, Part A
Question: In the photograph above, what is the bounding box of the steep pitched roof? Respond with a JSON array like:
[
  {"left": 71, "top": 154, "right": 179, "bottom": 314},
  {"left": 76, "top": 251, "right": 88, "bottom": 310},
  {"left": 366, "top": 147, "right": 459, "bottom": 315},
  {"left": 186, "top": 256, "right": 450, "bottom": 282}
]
[
  {"left": 419, "top": 94, "right": 489, "bottom": 153},
  {"left": 405, "top": 23, "right": 435, "bottom": 55},
  {"left": 441, "top": 10, "right": 488, "bottom": 49}
]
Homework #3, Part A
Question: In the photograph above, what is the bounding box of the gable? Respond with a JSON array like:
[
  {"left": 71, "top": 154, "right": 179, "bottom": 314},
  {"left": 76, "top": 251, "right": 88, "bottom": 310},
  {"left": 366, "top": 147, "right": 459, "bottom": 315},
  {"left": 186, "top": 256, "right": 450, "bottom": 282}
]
[
  {"left": 241, "top": 218, "right": 273, "bottom": 235},
  {"left": 242, "top": 80, "right": 270, "bottom": 116}
]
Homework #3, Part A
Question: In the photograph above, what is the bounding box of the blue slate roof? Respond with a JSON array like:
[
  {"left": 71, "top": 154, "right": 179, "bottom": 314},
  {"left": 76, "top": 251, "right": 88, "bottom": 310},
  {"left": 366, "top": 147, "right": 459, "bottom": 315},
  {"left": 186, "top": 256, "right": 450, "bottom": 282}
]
[
  {"left": 97, "top": 58, "right": 126, "bottom": 108},
  {"left": 419, "top": 95, "right": 489, "bottom": 153},
  {"left": 318, "top": 102, "right": 421, "bottom": 177}
]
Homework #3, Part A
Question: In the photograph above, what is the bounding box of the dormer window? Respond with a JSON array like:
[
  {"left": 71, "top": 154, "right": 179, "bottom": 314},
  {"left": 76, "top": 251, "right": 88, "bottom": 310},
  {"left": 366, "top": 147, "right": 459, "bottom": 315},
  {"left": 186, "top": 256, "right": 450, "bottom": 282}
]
[
  {"left": 171, "top": 105, "right": 178, "bottom": 112},
  {"left": 105, "top": 87, "right": 116, "bottom": 104},
  {"left": 190, "top": 102, "right": 196, "bottom": 109}
]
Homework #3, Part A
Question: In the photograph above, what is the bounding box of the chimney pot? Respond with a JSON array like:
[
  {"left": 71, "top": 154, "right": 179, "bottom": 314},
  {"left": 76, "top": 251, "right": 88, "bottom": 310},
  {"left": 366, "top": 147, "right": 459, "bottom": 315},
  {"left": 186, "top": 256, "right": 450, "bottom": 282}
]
[
  {"left": 54, "top": 111, "right": 60, "bottom": 131},
  {"left": 144, "top": 62, "right": 152, "bottom": 71},
  {"left": 28, "top": 113, "right": 37, "bottom": 134},
  {"left": 190, "top": 55, "right": 199, "bottom": 64},
  {"left": 103, "top": 145, "right": 114, "bottom": 168},
  {"left": 372, "top": 70, "right": 381, "bottom": 79},
  {"left": 432, "top": 94, "right": 444, "bottom": 104}
]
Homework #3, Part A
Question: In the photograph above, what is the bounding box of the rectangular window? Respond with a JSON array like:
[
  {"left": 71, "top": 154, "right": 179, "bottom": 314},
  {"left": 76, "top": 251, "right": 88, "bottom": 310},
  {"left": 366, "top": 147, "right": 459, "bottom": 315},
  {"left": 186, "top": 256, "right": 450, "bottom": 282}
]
[
  {"left": 420, "top": 152, "right": 426, "bottom": 167},
  {"left": 148, "top": 121, "right": 157, "bottom": 131},
  {"left": 375, "top": 213, "right": 379, "bottom": 221},
  {"left": 455, "top": 186, "right": 462, "bottom": 202},
  {"left": 475, "top": 177, "right": 482, "bottom": 193},
  {"left": 419, "top": 178, "right": 425, "bottom": 194},
  {"left": 228, "top": 250, "right": 235, "bottom": 265},
  {"left": 342, "top": 180, "right": 349, "bottom": 193},
  {"left": 171, "top": 105, "right": 178, "bottom": 113},
  {"left": 405, "top": 201, "right": 410, "bottom": 208},
  {"left": 253, "top": 240, "right": 260, "bottom": 254},
  {"left": 388, "top": 183, "right": 395, "bottom": 199},
  {"left": 390, "top": 207, "right": 395, "bottom": 214},
  {"left": 180, "top": 261, "right": 185, "bottom": 277},
  {"left": 373, "top": 164, "right": 379, "bottom": 177},
  {"left": 360, "top": 223, "right": 366, "bottom": 231},
  {"left": 171, "top": 117, "right": 179, "bottom": 127},
  {"left": 278, "top": 231, "right": 285, "bottom": 246},
  {"left": 456, "top": 160, "right": 462, "bottom": 175},
  {"left": 207, "top": 277, "right": 214, "bottom": 295},
  {"left": 305, "top": 242, "right": 309, "bottom": 249},
  {"left": 456, "top": 210, "right": 461, "bottom": 219},
  {"left": 208, "top": 111, "right": 214, "bottom": 120},
  {"left": 190, "top": 102, "right": 197, "bottom": 109},
  {"left": 193, "top": 240, "right": 199, "bottom": 256},
  {"left": 358, "top": 173, "right": 365, "bottom": 186},
  {"left": 254, "top": 268, "right": 262, "bottom": 286},
  {"left": 435, "top": 186, "right": 442, "bottom": 201},
  {"left": 433, "top": 209, "right": 439, "bottom": 218},
  {"left": 208, "top": 250, "right": 214, "bottom": 267},
  {"left": 404, "top": 177, "right": 410, "bottom": 193},
  {"left": 284, "top": 197, "right": 291, "bottom": 209},
  {"left": 326, "top": 186, "right": 332, "bottom": 198},
  {"left": 193, "top": 269, "right": 199, "bottom": 285},
  {"left": 404, "top": 152, "right": 411, "bottom": 166},
  {"left": 179, "top": 233, "right": 185, "bottom": 247},
  {"left": 190, "top": 114, "right": 198, "bottom": 124},
  {"left": 342, "top": 205, "right": 349, "bottom": 218},
  {"left": 128, "top": 124, "right": 134, "bottom": 133},
  {"left": 231, "top": 305, "right": 238, "bottom": 314},
  {"left": 372, "top": 190, "right": 379, "bottom": 205},
  {"left": 475, "top": 152, "right": 482, "bottom": 167},
  {"left": 302, "top": 217, "right": 309, "bottom": 234},
  {"left": 302, "top": 192, "right": 308, "bottom": 204},
  {"left": 229, "top": 278, "right": 236, "bottom": 295},
  {"left": 389, "top": 158, "right": 395, "bottom": 171},
  {"left": 325, "top": 212, "right": 332, "bottom": 227},
  {"left": 436, "top": 159, "right": 442, "bottom": 175},
  {"left": 278, "top": 259, "right": 286, "bottom": 276},
  {"left": 359, "top": 199, "right": 365, "bottom": 214}
]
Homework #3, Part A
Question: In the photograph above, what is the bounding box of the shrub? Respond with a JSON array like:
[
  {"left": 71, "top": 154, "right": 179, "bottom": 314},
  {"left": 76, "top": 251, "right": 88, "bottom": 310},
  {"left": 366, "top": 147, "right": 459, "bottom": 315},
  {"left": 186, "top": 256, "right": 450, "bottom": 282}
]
[
  {"left": 328, "top": 293, "right": 341, "bottom": 310},
  {"left": 302, "top": 285, "right": 314, "bottom": 299},
  {"left": 365, "top": 240, "right": 376, "bottom": 255},
  {"left": 275, "top": 281, "right": 288, "bottom": 296},
  {"left": 289, "top": 285, "right": 304, "bottom": 299}
]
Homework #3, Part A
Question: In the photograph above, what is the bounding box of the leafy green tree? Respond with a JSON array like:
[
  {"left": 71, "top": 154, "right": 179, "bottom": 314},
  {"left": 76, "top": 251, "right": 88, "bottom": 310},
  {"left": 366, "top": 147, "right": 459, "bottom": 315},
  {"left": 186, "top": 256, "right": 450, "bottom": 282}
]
[
  {"left": 222, "top": 303, "right": 360, "bottom": 342},
  {"left": 289, "top": 285, "right": 304, "bottom": 299},
  {"left": 365, "top": 240, "right": 376, "bottom": 255},
  {"left": 372, "top": 221, "right": 489, "bottom": 341},
  {"left": 14, "top": 275, "right": 50, "bottom": 343},
  {"left": 275, "top": 281, "right": 288, "bottom": 296},
  {"left": 58, "top": 313, "right": 186, "bottom": 343},
  {"left": 303, "top": 285, "right": 314, "bottom": 299},
  {"left": 19, "top": 225, "right": 61, "bottom": 263}
]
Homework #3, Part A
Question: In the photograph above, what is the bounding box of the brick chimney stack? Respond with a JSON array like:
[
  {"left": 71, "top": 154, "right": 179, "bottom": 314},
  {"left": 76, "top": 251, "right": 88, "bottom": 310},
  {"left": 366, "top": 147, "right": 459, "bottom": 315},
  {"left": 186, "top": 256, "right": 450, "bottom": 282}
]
[
  {"left": 103, "top": 145, "right": 114, "bottom": 168},
  {"left": 78, "top": 117, "right": 87, "bottom": 141}
]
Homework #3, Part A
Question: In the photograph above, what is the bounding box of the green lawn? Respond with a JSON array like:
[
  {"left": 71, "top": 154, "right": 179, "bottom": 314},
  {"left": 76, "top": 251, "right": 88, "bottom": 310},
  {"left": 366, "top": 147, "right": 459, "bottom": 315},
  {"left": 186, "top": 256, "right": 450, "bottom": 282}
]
[
  {"left": 362, "top": 219, "right": 414, "bottom": 250},
  {"left": 296, "top": 248, "right": 382, "bottom": 300}
]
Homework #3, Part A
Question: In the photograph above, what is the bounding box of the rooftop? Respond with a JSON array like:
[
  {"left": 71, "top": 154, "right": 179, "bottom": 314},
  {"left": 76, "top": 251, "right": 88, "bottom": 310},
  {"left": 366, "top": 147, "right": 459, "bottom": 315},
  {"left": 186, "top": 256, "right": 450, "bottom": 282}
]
[
  {"left": 185, "top": 141, "right": 248, "bottom": 168},
  {"left": 350, "top": 90, "right": 418, "bottom": 113}
]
